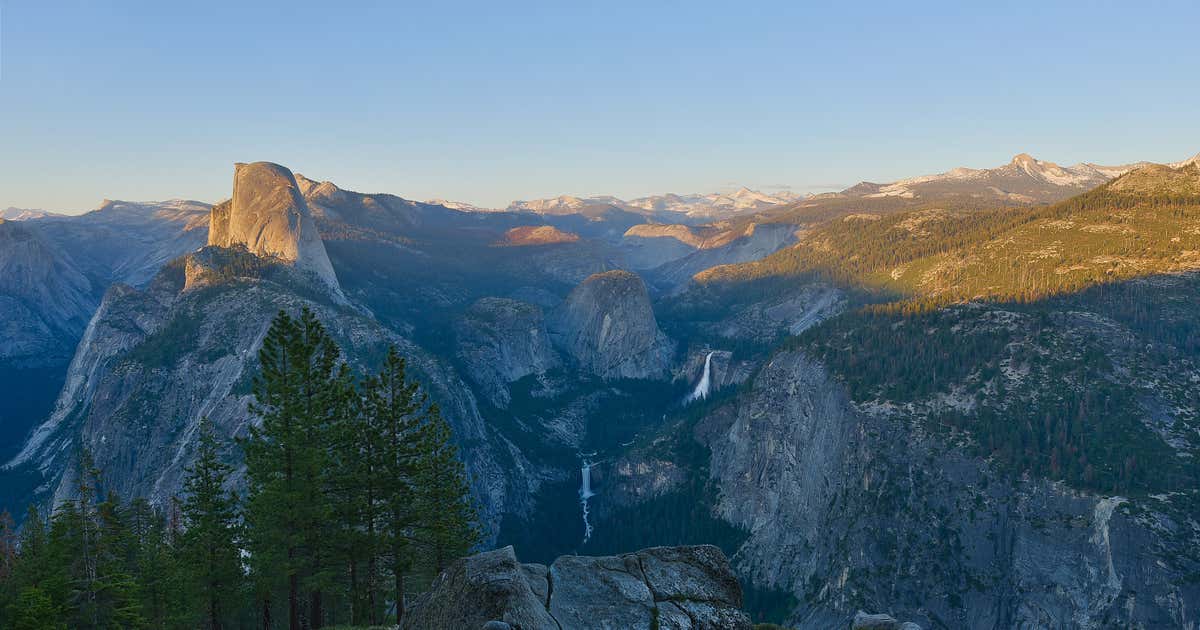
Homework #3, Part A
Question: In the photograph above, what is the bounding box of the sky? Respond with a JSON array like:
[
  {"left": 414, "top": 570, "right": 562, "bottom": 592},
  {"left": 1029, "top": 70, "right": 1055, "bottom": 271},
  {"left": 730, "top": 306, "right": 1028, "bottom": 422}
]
[{"left": 1, "top": 0, "right": 1199, "bottom": 213}]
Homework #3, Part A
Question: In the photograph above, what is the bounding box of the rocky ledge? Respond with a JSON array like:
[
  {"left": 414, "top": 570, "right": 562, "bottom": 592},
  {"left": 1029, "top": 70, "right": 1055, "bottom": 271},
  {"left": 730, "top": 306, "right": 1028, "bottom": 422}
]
[
  {"left": 401, "top": 545, "right": 752, "bottom": 630},
  {"left": 851, "top": 611, "right": 924, "bottom": 630}
]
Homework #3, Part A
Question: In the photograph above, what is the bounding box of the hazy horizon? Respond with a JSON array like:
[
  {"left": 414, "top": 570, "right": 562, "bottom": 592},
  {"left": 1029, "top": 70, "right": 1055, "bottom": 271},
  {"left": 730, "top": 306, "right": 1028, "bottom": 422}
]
[{"left": 6, "top": 147, "right": 1200, "bottom": 217}]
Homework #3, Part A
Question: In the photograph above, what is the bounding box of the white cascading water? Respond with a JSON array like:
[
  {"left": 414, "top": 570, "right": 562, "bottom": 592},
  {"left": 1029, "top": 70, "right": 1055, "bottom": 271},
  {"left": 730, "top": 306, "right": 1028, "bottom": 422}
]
[
  {"left": 686, "top": 351, "right": 715, "bottom": 403},
  {"left": 580, "top": 457, "right": 596, "bottom": 544}
]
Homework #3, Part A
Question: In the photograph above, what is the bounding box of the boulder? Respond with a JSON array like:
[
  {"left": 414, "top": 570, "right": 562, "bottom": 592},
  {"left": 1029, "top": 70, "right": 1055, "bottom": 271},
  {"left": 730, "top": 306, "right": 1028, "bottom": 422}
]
[
  {"left": 549, "top": 553, "right": 657, "bottom": 629},
  {"left": 521, "top": 562, "right": 550, "bottom": 605},
  {"left": 403, "top": 544, "right": 751, "bottom": 630},
  {"left": 851, "top": 611, "right": 922, "bottom": 629},
  {"left": 635, "top": 545, "right": 742, "bottom": 606},
  {"left": 400, "top": 546, "right": 558, "bottom": 630},
  {"left": 852, "top": 611, "right": 899, "bottom": 629}
]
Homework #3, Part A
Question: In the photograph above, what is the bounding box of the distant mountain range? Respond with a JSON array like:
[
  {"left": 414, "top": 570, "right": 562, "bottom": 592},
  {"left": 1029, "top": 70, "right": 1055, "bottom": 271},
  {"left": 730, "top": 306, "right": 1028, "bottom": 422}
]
[
  {"left": 818, "top": 151, "right": 1200, "bottom": 204},
  {"left": 426, "top": 187, "right": 800, "bottom": 222},
  {"left": 1, "top": 207, "right": 62, "bottom": 221},
  {"left": 832, "top": 153, "right": 1140, "bottom": 203},
  {"left": 504, "top": 187, "right": 800, "bottom": 219},
  {"left": 14, "top": 152, "right": 1200, "bottom": 224},
  {"left": 428, "top": 152, "right": 1200, "bottom": 225}
]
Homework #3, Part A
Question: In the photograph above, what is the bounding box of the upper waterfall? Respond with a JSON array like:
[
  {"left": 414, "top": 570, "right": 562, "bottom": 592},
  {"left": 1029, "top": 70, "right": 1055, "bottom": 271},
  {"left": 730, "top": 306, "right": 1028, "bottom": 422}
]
[{"left": 686, "top": 351, "right": 715, "bottom": 403}]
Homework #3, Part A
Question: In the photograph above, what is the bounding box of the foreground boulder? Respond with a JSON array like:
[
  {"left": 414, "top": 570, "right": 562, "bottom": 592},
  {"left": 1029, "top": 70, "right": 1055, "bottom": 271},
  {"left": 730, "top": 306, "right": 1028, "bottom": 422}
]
[
  {"left": 851, "top": 611, "right": 923, "bottom": 630},
  {"left": 402, "top": 545, "right": 752, "bottom": 630}
]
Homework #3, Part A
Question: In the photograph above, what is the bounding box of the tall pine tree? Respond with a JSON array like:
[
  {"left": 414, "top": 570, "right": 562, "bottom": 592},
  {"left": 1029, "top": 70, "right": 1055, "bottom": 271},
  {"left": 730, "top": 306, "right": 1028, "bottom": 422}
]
[
  {"left": 180, "top": 418, "right": 244, "bottom": 630},
  {"left": 412, "top": 403, "right": 480, "bottom": 578},
  {"left": 243, "top": 308, "right": 341, "bottom": 630},
  {"left": 362, "top": 347, "right": 422, "bottom": 619}
]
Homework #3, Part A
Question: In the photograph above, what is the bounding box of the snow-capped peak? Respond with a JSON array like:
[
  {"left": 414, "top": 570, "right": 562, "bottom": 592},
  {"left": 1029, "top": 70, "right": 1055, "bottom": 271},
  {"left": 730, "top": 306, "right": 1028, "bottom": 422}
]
[
  {"left": 1170, "top": 152, "right": 1200, "bottom": 169},
  {"left": 856, "top": 152, "right": 1146, "bottom": 201},
  {"left": 428, "top": 199, "right": 498, "bottom": 213}
]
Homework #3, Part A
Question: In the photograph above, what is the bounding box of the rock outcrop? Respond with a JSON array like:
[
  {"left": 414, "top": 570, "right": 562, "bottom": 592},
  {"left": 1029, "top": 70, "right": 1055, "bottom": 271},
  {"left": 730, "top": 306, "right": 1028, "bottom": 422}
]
[
  {"left": 0, "top": 201, "right": 208, "bottom": 463},
  {"left": 650, "top": 222, "right": 799, "bottom": 292},
  {"left": 208, "top": 162, "right": 341, "bottom": 294},
  {"left": 4, "top": 254, "right": 520, "bottom": 539},
  {"left": 501, "top": 225, "right": 581, "bottom": 246},
  {"left": 549, "top": 270, "right": 672, "bottom": 380},
  {"left": 851, "top": 611, "right": 922, "bottom": 630},
  {"left": 0, "top": 219, "right": 96, "bottom": 366},
  {"left": 455, "top": 298, "right": 561, "bottom": 407},
  {"left": 32, "top": 199, "right": 210, "bottom": 288},
  {"left": 402, "top": 545, "right": 751, "bottom": 630},
  {"left": 697, "top": 349, "right": 1199, "bottom": 629}
]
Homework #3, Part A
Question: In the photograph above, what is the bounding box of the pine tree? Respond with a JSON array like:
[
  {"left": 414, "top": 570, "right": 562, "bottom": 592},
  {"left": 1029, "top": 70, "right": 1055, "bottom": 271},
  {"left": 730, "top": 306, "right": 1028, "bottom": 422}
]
[
  {"left": 130, "top": 497, "right": 189, "bottom": 630},
  {"left": 8, "top": 586, "right": 65, "bottom": 630},
  {"left": 326, "top": 364, "right": 383, "bottom": 625},
  {"left": 11, "top": 501, "right": 50, "bottom": 595},
  {"left": 62, "top": 451, "right": 103, "bottom": 628},
  {"left": 39, "top": 454, "right": 145, "bottom": 629},
  {"left": 125, "top": 498, "right": 177, "bottom": 629},
  {"left": 243, "top": 308, "right": 341, "bottom": 630},
  {"left": 180, "top": 418, "right": 244, "bottom": 630},
  {"left": 0, "top": 510, "right": 16, "bottom": 584},
  {"left": 412, "top": 403, "right": 480, "bottom": 577},
  {"left": 362, "top": 347, "right": 422, "bottom": 619},
  {"left": 94, "top": 491, "right": 145, "bottom": 628}
]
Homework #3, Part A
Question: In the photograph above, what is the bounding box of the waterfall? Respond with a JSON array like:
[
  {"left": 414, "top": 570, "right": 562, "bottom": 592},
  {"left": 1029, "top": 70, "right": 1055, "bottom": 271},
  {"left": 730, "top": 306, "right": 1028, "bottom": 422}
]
[
  {"left": 686, "top": 351, "right": 715, "bottom": 403},
  {"left": 580, "top": 458, "right": 596, "bottom": 544}
]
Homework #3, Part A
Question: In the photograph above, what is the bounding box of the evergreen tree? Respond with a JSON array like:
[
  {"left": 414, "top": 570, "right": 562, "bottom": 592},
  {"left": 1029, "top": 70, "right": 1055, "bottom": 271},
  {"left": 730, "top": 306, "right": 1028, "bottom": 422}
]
[
  {"left": 94, "top": 491, "right": 145, "bottom": 628},
  {"left": 362, "top": 347, "right": 422, "bottom": 619},
  {"left": 8, "top": 586, "right": 65, "bottom": 630},
  {"left": 363, "top": 347, "right": 480, "bottom": 615},
  {"left": 15, "top": 506, "right": 49, "bottom": 587},
  {"left": 326, "top": 364, "right": 383, "bottom": 625},
  {"left": 412, "top": 403, "right": 480, "bottom": 577},
  {"left": 180, "top": 419, "right": 244, "bottom": 630},
  {"left": 243, "top": 308, "right": 341, "bottom": 630},
  {"left": 0, "top": 314, "right": 485, "bottom": 628},
  {"left": 39, "top": 453, "right": 145, "bottom": 629},
  {"left": 61, "top": 452, "right": 103, "bottom": 628},
  {"left": 0, "top": 510, "right": 15, "bottom": 583},
  {"left": 125, "top": 498, "right": 183, "bottom": 629}
]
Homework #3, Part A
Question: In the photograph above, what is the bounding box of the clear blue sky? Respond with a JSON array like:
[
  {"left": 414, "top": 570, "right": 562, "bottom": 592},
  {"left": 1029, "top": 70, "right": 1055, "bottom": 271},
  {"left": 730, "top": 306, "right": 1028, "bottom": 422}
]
[{"left": 2, "top": 0, "right": 1198, "bottom": 213}]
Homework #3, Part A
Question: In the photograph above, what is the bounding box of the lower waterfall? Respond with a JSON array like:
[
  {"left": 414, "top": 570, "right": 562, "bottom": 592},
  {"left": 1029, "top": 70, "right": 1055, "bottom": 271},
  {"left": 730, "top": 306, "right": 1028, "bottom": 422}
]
[{"left": 580, "top": 458, "right": 596, "bottom": 544}]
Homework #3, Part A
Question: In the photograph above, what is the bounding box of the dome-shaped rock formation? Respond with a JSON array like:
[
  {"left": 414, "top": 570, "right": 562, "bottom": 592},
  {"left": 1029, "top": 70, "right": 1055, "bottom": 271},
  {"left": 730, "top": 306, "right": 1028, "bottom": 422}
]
[
  {"left": 550, "top": 270, "right": 672, "bottom": 379},
  {"left": 208, "top": 161, "right": 341, "bottom": 293}
]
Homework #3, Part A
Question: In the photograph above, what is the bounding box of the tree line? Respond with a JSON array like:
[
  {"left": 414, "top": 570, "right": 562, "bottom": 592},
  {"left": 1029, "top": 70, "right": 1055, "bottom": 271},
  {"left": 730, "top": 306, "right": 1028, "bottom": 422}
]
[{"left": 0, "top": 308, "right": 479, "bottom": 629}]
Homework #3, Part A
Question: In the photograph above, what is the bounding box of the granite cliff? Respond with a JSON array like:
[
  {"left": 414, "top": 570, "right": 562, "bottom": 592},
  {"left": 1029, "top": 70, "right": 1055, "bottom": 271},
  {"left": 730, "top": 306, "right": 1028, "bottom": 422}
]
[
  {"left": 208, "top": 162, "right": 341, "bottom": 294},
  {"left": 549, "top": 270, "right": 673, "bottom": 380}
]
